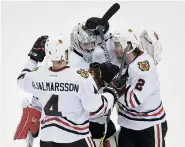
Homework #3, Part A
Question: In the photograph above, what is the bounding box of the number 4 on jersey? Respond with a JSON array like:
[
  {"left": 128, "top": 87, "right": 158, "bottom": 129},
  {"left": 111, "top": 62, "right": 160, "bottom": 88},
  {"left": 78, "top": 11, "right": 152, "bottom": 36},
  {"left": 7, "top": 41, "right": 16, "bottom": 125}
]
[{"left": 44, "top": 95, "right": 62, "bottom": 117}]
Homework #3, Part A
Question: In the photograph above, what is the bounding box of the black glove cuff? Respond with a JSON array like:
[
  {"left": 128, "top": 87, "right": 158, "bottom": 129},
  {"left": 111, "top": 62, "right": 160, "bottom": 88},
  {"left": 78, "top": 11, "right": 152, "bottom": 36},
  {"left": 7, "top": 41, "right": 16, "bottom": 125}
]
[
  {"left": 29, "top": 56, "right": 38, "bottom": 63},
  {"left": 28, "top": 50, "right": 45, "bottom": 62}
]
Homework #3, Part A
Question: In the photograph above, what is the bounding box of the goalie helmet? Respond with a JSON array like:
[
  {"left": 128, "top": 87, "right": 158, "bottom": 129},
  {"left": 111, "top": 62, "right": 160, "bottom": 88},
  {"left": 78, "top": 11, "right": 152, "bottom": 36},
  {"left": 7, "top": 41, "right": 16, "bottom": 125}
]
[
  {"left": 45, "top": 35, "right": 68, "bottom": 62},
  {"left": 140, "top": 29, "right": 162, "bottom": 65},
  {"left": 70, "top": 22, "right": 97, "bottom": 63}
]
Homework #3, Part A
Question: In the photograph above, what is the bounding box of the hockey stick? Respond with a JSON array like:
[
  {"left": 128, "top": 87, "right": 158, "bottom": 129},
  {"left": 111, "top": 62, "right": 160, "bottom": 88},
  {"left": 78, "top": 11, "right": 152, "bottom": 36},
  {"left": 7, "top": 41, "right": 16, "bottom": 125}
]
[
  {"left": 97, "top": 3, "right": 120, "bottom": 62},
  {"left": 117, "top": 29, "right": 142, "bottom": 79},
  {"left": 99, "top": 44, "right": 129, "bottom": 147},
  {"left": 26, "top": 131, "right": 34, "bottom": 147},
  {"left": 25, "top": 59, "right": 49, "bottom": 147},
  {"left": 116, "top": 45, "right": 129, "bottom": 79},
  {"left": 98, "top": 3, "right": 120, "bottom": 147}
]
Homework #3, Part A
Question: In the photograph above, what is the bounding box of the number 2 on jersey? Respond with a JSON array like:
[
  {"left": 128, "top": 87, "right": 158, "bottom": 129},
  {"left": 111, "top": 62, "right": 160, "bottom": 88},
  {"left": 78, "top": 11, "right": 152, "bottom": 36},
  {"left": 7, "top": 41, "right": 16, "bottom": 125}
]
[
  {"left": 44, "top": 95, "right": 62, "bottom": 117},
  {"left": 135, "top": 78, "right": 145, "bottom": 91}
]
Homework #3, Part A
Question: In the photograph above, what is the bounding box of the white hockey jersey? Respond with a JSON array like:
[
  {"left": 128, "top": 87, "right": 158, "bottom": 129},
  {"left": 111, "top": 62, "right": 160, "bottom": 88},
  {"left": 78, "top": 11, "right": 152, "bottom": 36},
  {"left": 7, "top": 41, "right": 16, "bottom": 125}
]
[
  {"left": 117, "top": 51, "right": 166, "bottom": 130},
  {"left": 68, "top": 49, "right": 90, "bottom": 69},
  {"left": 17, "top": 59, "right": 114, "bottom": 143},
  {"left": 68, "top": 37, "right": 117, "bottom": 124}
]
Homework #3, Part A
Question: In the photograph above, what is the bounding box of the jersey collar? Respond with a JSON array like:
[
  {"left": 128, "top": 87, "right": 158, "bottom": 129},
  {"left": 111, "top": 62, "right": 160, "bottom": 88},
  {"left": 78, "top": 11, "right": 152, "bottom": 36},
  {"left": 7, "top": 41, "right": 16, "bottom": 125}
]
[
  {"left": 49, "top": 66, "right": 70, "bottom": 72},
  {"left": 133, "top": 51, "right": 144, "bottom": 62},
  {"left": 73, "top": 49, "right": 83, "bottom": 58}
]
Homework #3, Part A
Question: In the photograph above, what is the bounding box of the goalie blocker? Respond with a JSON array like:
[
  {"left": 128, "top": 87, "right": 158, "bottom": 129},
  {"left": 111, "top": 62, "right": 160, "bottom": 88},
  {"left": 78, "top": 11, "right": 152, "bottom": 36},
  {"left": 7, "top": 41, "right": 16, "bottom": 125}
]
[{"left": 14, "top": 98, "right": 41, "bottom": 140}]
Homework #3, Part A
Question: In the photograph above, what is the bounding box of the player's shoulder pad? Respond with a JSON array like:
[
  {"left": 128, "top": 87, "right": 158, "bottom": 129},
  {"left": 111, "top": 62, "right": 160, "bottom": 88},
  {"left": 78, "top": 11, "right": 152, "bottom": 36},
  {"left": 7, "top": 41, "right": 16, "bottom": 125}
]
[{"left": 76, "top": 68, "right": 89, "bottom": 79}]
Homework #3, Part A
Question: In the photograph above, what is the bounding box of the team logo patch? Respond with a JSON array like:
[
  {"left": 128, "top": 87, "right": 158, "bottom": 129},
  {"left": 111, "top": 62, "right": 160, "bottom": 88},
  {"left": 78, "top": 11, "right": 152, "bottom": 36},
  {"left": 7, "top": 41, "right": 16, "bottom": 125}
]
[
  {"left": 77, "top": 69, "right": 89, "bottom": 78},
  {"left": 128, "top": 29, "right": 133, "bottom": 32},
  {"left": 137, "top": 60, "right": 150, "bottom": 71},
  {"left": 31, "top": 67, "right": 39, "bottom": 72},
  {"left": 58, "top": 39, "right": 62, "bottom": 44}
]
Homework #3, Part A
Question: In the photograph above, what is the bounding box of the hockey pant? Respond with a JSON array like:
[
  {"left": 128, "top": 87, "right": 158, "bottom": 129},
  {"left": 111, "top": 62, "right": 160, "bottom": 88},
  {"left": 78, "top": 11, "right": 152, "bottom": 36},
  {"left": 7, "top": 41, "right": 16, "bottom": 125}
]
[{"left": 118, "top": 121, "right": 168, "bottom": 147}]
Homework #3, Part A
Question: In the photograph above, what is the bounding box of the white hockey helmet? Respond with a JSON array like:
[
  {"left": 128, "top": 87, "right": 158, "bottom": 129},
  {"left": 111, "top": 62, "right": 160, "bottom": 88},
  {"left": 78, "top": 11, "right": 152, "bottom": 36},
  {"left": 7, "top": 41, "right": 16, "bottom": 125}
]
[
  {"left": 45, "top": 35, "right": 68, "bottom": 62},
  {"left": 140, "top": 29, "right": 162, "bottom": 65},
  {"left": 112, "top": 29, "right": 140, "bottom": 54},
  {"left": 70, "top": 23, "right": 97, "bottom": 62}
]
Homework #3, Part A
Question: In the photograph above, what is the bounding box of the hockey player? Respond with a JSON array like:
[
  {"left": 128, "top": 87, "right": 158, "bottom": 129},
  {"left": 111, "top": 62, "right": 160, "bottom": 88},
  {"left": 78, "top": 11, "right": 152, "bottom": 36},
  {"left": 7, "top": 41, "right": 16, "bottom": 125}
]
[
  {"left": 82, "top": 17, "right": 164, "bottom": 147},
  {"left": 69, "top": 20, "right": 119, "bottom": 147},
  {"left": 14, "top": 19, "right": 118, "bottom": 147},
  {"left": 85, "top": 17, "right": 163, "bottom": 66},
  {"left": 108, "top": 30, "right": 168, "bottom": 147},
  {"left": 79, "top": 17, "right": 164, "bottom": 147},
  {"left": 16, "top": 35, "right": 127, "bottom": 147}
]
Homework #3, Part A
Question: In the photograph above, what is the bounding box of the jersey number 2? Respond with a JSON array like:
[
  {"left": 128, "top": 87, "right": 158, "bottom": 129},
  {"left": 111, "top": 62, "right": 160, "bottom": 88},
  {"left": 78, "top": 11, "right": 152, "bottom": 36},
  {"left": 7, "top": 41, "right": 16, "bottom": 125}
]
[
  {"left": 44, "top": 95, "right": 62, "bottom": 116},
  {"left": 135, "top": 79, "right": 145, "bottom": 91}
]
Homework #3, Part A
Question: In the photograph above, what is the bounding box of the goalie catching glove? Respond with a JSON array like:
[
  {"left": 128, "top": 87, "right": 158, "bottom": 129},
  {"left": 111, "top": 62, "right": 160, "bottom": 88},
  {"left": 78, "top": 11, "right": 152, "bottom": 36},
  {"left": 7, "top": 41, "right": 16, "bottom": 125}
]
[
  {"left": 28, "top": 35, "right": 48, "bottom": 62},
  {"left": 140, "top": 29, "right": 162, "bottom": 65}
]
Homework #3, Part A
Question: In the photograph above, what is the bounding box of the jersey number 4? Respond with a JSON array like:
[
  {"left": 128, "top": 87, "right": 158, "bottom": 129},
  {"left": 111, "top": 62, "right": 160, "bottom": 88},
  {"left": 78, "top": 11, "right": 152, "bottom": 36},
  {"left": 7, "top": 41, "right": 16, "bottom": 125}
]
[
  {"left": 135, "top": 79, "right": 145, "bottom": 91},
  {"left": 44, "top": 95, "right": 62, "bottom": 117}
]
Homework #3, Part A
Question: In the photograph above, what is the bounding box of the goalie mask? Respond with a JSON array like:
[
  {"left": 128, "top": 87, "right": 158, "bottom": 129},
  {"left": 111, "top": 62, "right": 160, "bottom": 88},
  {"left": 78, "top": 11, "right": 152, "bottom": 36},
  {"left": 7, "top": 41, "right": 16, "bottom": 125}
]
[
  {"left": 140, "top": 29, "right": 162, "bottom": 65},
  {"left": 70, "top": 23, "right": 97, "bottom": 63}
]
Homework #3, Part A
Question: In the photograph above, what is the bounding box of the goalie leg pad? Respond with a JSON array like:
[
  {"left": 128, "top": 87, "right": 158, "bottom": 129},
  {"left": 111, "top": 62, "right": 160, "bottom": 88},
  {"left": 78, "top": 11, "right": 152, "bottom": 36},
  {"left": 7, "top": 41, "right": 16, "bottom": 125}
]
[{"left": 14, "top": 107, "right": 41, "bottom": 140}]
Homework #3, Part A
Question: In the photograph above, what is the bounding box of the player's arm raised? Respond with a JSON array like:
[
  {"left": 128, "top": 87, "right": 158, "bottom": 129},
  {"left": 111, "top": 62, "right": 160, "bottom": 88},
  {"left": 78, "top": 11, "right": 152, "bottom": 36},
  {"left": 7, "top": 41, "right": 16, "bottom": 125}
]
[{"left": 17, "top": 35, "right": 48, "bottom": 93}]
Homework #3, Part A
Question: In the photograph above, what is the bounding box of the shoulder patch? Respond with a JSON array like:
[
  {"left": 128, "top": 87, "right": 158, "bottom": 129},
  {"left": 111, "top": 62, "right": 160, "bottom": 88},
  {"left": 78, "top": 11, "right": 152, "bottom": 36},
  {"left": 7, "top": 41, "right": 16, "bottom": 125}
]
[
  {"left": 31, "top": 67, "right": 40, "bottom": 72},
  {"left": 137, "top": 60, "right": 150, "bottom": 71},
  {"left": 77, "top": 69, "right": 89, "bottom": 78}
]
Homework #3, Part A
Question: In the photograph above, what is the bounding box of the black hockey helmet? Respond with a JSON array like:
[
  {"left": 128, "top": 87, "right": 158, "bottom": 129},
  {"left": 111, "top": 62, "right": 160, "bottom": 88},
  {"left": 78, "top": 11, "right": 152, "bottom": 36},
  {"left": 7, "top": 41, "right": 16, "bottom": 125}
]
[{"left": 85, "top": 17, "right": 109, "bottom": 36}]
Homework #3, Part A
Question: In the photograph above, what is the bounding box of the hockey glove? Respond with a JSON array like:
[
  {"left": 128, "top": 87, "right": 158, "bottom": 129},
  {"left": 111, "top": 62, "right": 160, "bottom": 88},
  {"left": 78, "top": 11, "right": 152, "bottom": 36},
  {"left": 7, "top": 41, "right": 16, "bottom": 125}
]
[
  {"left": 89, "top": 62, "right": 104, "bottom": 89},
  {"left": 14, "top": 98, "right": 41, "bottom": 140},
  {"left": 89, "top": 62, "right": 101, "bottom": 78},
  {"left": 28, "top": 35, "right": 48, "bottom": 62},
  {"left": 85, "top": 17, "right": 109, "bottom": 36},
  {"left": 100, "top": 62, "right": 119, "bottom": 83},
  {"left": 103, "top": 75, "right": 127, "bottom": 103}
]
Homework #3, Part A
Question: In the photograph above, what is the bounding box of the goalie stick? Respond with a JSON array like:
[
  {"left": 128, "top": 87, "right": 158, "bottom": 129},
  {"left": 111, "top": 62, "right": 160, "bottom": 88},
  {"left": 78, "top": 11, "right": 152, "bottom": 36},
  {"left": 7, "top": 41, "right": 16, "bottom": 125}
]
[
  {"left": 117, "top": 45, "right": 129, "bottom": 79},
  {"left": 26, "top": 59, "right": 49, "bottom": 147},
  {"left": 26, "top": 131, "right": 34, "bottom": 147},
  {"left": 97, "top": 3, "right": 120, "bottom": 147},
  {"left": 97, "top": 3, "right": 120, "bottom": 63},
  {"left": 117, "top": 28, "right": 145, "bottom": 79},
  {"left": 99, "top": 39, "right": 129, "bottom": 147}
]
